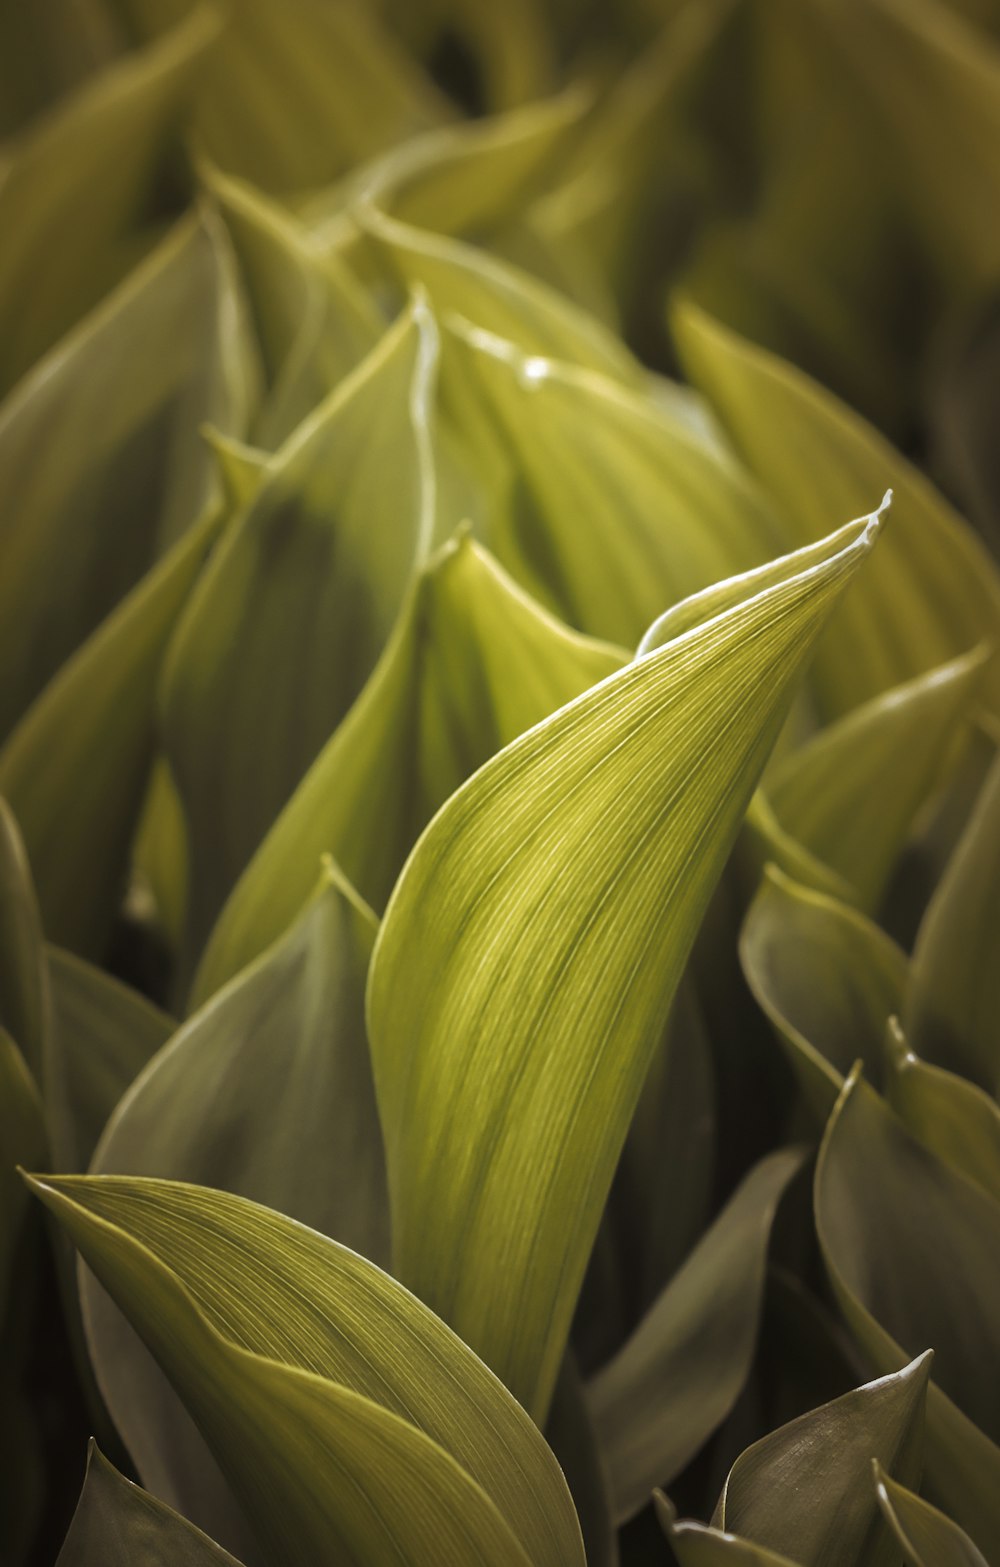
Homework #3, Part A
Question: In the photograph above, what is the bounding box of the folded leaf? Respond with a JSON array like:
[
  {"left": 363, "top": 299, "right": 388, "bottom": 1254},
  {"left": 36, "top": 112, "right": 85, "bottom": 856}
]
[
  {"left": 590, "top": 1146, "right": 804, "bottom": 1522},
  {"left": 0, "top": 210, "right": 254, "bottom": 738},
  {"left": 763, "top": 650, "right": 986, "bottom": 911},
  {"left": 0, "top": 503, "right": 224, "bottom": 955},
  {"left": 30, "top": 1174, "right": 585, "bottom": 1567},
  {"left": 883, "top": 1019, "right": 1000, "bottom": 1203},
  {"left": 873, "top": 1461, "right": 990, "bottom": 1567},
  {"left": 368, "top": 509, "right": 881, "bottom": 1420},
  {"left": 0, "top": 6, "right": 219, "bottom": 393},
  {"left": 816, "top": 1065, "right": 1000, "bottom": 1556},
  {"left": 714, "top": 1353, "right": 932, "bottom": 1566},
  {"left": 672, "top": 303, "right": 1000, "bottom": 720},
  {"left": 163, "top": 300, "right": 437, "bottom": 954},
  {"left": 657, "top": 1493, "right": 809, "bottom": 1566},
  {"left": 740, "top": 866, "right": 909, "bottom": 1118},
  {"left": 905, "top": 749, "right": 1000, "bottom": 1094},
  {"left": 56, "top": 1441, "right": 244, "bottom": 1566},
  {"left": 445, "top": 318, "right": 783, "bottom": 645},
  {"left": 193, "top": 532, "right": 622, "bottom": 1004}
]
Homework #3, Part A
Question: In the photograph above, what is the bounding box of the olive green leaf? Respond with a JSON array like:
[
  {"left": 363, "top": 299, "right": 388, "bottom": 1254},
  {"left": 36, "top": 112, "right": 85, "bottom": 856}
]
[
  {"left": 0, "top": 210, "right": 254, "bottom": 739},
  {"left": 0, "top": 0, "right": 120, "bottom": 138},
  {"left": 367, "top": 509, "right": 882, "bottom": 1421},
  {"left": 192, "top": 532, "right": 622, "bottom": 1005},
  {"left": 816, "top": 1066, "right": 1000, "bottom": 1556},
  {"left": 873, "top": 1461, "right": 991, "bottom": 1567},
  {"left": 56, "top": 1440, "right": 244, "bottom": 1567},
  {"left": 0, "top": 797, "right": 48, "bottom": 1078},
  {"left": 740, "top": 867, "right": 909, "bottom": 1118},
  {"left": 204, "top": 161, "right": 382, "bottom": 449},
  {"left": 828, "top": 0, "right": 1000, "bottom": 290},
  {"left": 0, "top": 503, "right": 224, "bottom": 955},
  {"left": 546, "top": 1354, "right": 620, "bottom": 1567},
  {"left": 905, "top": 748, "right": 1000, "bottom": 1094},
  {"left": 29, "top": 1174, "right": 585, "bottom": 1567},
  {"left": 359, "top": 200, "right": 637, "bottom": 379},
  {"left": 46, "top": 947, "right": 173, "bottom": 1171},
  {"left": 590, "top": 1147, "right": 804, "bottom": 1523},
  {"left": 0, "top": 1028, "right": 46, "bottom": 1315},
  {"left": 131, "top": 756, "right": 190, "bottom": 949},
  {"left": 931, "top": 291, "right": 1000, "bottom": 551},
  {"left": 443, "top": 318, "right": 783, "bottom": 646},
  {"left": 883, "top": 1018, "right": 1000, "bottom": 1203},
  {"left": 200, "top": 428, "right": 269, "bottom": 511},
  {"left": 763, "top": 650, "right": 987, "bottom": 911},
  {"left": 657, "top": 1493, "right": 807, "bottom": 1566},
  {"left": 115, "top": 0, "right": 449, "bottom": 193},
  {"left": 163, "top": 300, "right": 438, "bottom": 955},
  {"left": 672, "top": 303, "right": 1000, "bottom": 720},
  {"left": 0, "top": 6, "right": 220, "bottom": 394},
  {"left": 713, "top": 1353, "right": 932, "bottom": 1566},
  {"left": 84, "top": 866, "right": 385, "bottom": 1553}
]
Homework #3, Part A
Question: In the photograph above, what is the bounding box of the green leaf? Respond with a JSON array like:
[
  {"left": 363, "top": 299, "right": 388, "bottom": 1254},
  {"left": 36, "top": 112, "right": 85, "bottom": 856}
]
[
  {"left": 192, "top": 532, "right": 622, "bottom": 1005},
  {"left": 905, "top": 749, "right": 1000, "bottom": 1094},
  {"left": 763, "top": 651, "right": 986, "bottom": 911},
  {"left": 873, "top": 1462, "right": 991, "bottom": 1567},
  {"left": 443, "top": 318, "right": 784, "bottom": 646},
  {"left": 46, "top": 947, "right": 173, "bottom": 1171},
  {"left": 56, "top": 1441, "right": 244, "bottom": 1566},
  {"left": 85, "top": 866, "right": 385, "bottom": 1551},
  {"left": 204, "top": 161, "right": 382, "bottom": 449},
  {"left": 116, "top": 0, "right": 449, "bottom": 192},
  {"left": 883, "top": 1018, "right": 1000, "bottom": 1203},
  {"left": 30, "top": 1174, "right": 585, "bottom": 1567},
  {"left": 657, "top": 1493, "right": 808, "bottom": 1566},
  {"left": 367, "top": 509, "right": 881, "bottom": 1421},
  {"left": 590, "top": 1147, "right": 804, "bottom": 1523},
  {"left": 0, "top": 7, "right": 220, "bottom": 395},
  {"left": 816, "top": 1066, "right": 1000, "bottom": 1557},
  {"left": 0, "top": 797, "right": 47, "bottom": 1078},
  {"left": 0, "top": 210, "right": 254, "bottom": 739},
  {"left": 672, "top": 303, "right": 1000, "bottom": 720},
  {"left": 0, "top": 0, "right": 120, "bottom": 138},
  {"left": 740, "top": 866, "right": 909, "bottom": 1118},
  {"left": 0, "top": 1028, "right": 46, "bottom": 1316},
  {"left": 714, "top": 1353, "right": 932, "bottom": 1566},
  {"left": 0, "top": 503, "right": 224, "bottom": 956},
  {"left": 163, "top": 300, "right": 438, "bottom": 956},
  {"left": 546, "top": 1355, "right": 620, "bottom": 1567}
]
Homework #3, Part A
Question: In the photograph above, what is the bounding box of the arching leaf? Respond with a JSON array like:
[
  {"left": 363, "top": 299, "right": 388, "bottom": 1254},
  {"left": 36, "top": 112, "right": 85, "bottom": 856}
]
[{"left": 873, "top": 1462, "right": 991, "bottom": 1567}]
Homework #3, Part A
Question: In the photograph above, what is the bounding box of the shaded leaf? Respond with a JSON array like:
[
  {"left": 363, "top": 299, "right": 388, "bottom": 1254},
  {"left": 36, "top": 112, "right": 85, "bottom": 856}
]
[
  {"left": 883, "top": 1018, "right": 1000, "bottom": 1203},
  {"left": 658, "top": 1491, "right": 807, "bottom": 1566},
  {"left": 193, "top": 532, "right": 622, "bottom": 1005},
  {"left": 0, "top": 504, "right": 224, "bottom": 955},
  {"left": 368, "top": 510, "right": 881, "bottom": 1420},
  {"left": 874, "top": 1462, "right": 991, "bottom": 1567},
  {"left": 546, "top": 1354, "right": 620, "bottom": 1567},
  {"left": 740, "top": 866, "right": 909, "bottom": 1118},
  {"left": 163, "top": 301, "right": 438, "bottom": 955},
  {"left": 31, "top": 1174, "right": 585, "bottom": 1567},
  {"left": 672, "top": 303, "right": 1000, "bottom": 720},
  {"left": 0, "top": 797, "right": 48, "bottom": 1078},
  {"left": 0, "top": 1028, "right": 46, "bottom": 1314},
  {"left": 590, "top": 1147, "right": 804, "bottom": 1523},
  {"left": 56, "top": 1441, "right": 243, "bottom": 1566}
]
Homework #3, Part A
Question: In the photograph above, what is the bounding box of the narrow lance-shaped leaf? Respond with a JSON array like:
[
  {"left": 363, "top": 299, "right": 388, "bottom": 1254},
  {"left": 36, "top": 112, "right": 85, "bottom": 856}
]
[
  {"left": 56, "top": 1441, "right": 244, "bottom": 1567},
  {"left": 905, "top": 748, "right": 1000, "bottom": 1094},
  {"left": 193, "top": 532, "right": 623, "bottom": 1006},
  {"left": 0, "top": 1028, "right": 46, "bottom": 1317},
  {"left": 712, "top": 1354, "right": 933, "bottom": 1567},
  {"left": 658, "top": 1490, "right": 803, "bottom": 1567},
  {"left": 30, "top": 1175, "right": 585, "bottom": 1567},
  {"left": 368, "top": 508, "right": 883, "bottom": 1421},
  {"left": 0, "top": 503, "right": 225, "bottom": 956},
  {"left": 873, "top": 1461, "right": 991, "bottom": 1567},
  {"left": 816, "top": 1065, "right": 1000, "bottom": 1558},
  {"left": 0, "top": 209, "right": 255, "bottom": 739},
  {"left": 883, "top": 1018, "right": 1000, "bottom": 1204},
  {"left": 589, "top": 1146, "right": 804, "bottom": 1523},
  {"left": 163, "top": 299, "right": 438, "bottom": 956},
  {"left": 672, "top": 303, "right": 1000, "bottom": 720},
  {"left": 0, "top": 797, "right": 48, "bottom": 1078},
  {"left": 84, "top": 865, "right": 387, "bottom": 1551}
]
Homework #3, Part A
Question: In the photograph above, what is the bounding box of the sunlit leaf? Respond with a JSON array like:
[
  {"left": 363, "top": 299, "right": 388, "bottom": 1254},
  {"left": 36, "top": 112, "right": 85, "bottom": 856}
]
[
  {"left": 193, "top": 532, "right": 622, "bottom": 1005},
  {"left": 163, "top": 301, "right": 438, "bottom": 957},
  {"left": 672, "top": 303, "right": 1000, "bottom": 720},
  {"left": 368, "top": 510, "right": 881, "bottom": 1420},
  {"left": 740, "top": 866, "right": 908, "bottom": 1117},
  {"left": 590, "top": 1147, "right": 804, "bottom": 1522},
  {"left": 56, "top": 1441, "right": 244, "bottom": 1566},
  {"left": 816, "top": 1066, "right": 1000, "bottom": 1556},
  {"left": 31, "top": 1174, "right": 585, "bottom": 1567},
  {"left": 0, "top": 504, "right": 224, "bottom": 956},
  {"left": 874, "top": 1461, "right": 991, "bottom": 1567},
  {"left": 0, "top": 210, "right": 254, "bottom": 739}
]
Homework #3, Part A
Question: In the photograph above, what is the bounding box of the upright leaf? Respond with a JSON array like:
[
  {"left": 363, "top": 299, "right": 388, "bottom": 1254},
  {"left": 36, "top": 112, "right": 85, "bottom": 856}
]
[
  {"left": 368, "top": 510, "right": 881, "bottom": 1420},
  {"left": 874, "top": 1462, "right": 991, "bottom": 1567},
  {"left": 883, "top": 1019, "right": 1000, "bottom": 1203},
  {"left": 0, "top": 798, "right": 48, "bottom": 1078}
]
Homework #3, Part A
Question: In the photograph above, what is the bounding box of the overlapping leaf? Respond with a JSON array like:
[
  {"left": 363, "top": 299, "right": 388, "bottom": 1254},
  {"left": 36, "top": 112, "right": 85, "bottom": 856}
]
[
  {"left": 874, "top": 1463, "right": 991, "bottom": 1567},
  {"left": 883, "top": 1019, "right": 1000, "bottom": 1202}
]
